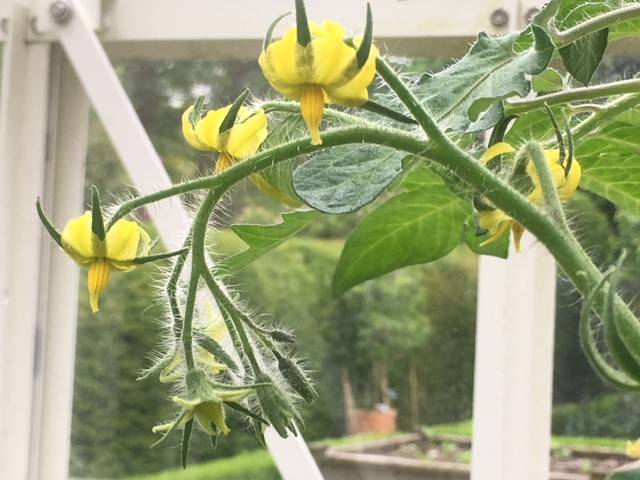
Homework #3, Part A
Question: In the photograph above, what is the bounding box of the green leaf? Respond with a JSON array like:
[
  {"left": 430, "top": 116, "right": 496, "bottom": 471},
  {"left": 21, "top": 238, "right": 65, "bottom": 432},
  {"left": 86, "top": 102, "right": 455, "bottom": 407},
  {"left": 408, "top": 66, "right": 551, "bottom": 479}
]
[
  {"left": 531, "top": 68, "right": 564, "bottom": 93},
  {"left": 220, "top": 210, "right": 320, "bottom": 273},
  {"left": 293, "top": 144, "right": 405, "bottom": 214},
  {"left": 575, "top": 123, "right": 640, "bottom": 215},
  {"left": 333, "top": 185, "right": 471, "bottom": 295},
  {"left": 414, "top": 25, "right": 554, "bottom": 132},
  {"left": 559, "top": 28, "right": 609, "bottom": 85}
]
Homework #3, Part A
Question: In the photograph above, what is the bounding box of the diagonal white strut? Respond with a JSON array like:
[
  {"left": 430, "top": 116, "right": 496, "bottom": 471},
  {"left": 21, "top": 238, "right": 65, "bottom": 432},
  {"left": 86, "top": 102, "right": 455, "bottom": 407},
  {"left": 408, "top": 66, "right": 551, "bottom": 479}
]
[{"left": 50, "top": 1, "right": 324, "bottom": 479}]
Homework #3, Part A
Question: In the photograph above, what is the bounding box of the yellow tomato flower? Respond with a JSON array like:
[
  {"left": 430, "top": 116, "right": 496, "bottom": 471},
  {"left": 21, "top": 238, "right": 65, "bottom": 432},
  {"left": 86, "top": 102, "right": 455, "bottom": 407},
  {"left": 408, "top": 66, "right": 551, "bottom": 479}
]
[
  {"left": 61, "top": 212, "right": 150, "bottom": 313},
  {"left": 627, "top": 439, "right": 640, "bottom": 458},
  {"left": 182, "top": 105, "right": 268, "bottom": 169},
  {"left": 478, "top": 209, "right": 526, "bottom": 253},
  {"left": 476, "top": 142, "right": 581, "bottom": 252},
  {"left": 182, "top": 103, "right": 301, "bottom": 207},
  {"left": 259, "top": 19, "right": 378, "bottom": 145}
]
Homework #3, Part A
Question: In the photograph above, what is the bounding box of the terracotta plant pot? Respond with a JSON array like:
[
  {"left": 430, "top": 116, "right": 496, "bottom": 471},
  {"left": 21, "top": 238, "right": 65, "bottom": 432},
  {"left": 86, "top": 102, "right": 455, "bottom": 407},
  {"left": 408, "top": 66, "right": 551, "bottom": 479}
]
[{"left": 354, "top": 408, "right": 397, "bottom": 434}]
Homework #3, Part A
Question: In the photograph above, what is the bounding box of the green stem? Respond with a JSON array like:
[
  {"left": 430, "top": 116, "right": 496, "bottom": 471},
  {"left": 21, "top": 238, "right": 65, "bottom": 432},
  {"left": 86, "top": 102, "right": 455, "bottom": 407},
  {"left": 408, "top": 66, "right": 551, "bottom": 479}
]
[
  {"left": 182, "top": 191, "right": 221, "bottom": 370},
  {"left": 375, "top": 58, "right": 446, "bottom": 144},
  {"left": 526, "top": 142, "right": 569, "bottom": 229},
  {"left": 570, "top": 93, "right": 640, "bottom": 142},
  {"left": 167, "top": 239, "right": 190, "bottom": 338},
  {"left": 504, "top": 79, "right": 640, "bottom": 116},
  {"left": 201, "top": 268, "right": 261, "bottom": 373},
  {"left": 553, "top": 4, "right": 640, "bottom": 47},
  {"left": 106, "top": 125, "right": 433, "bottom": 225}
]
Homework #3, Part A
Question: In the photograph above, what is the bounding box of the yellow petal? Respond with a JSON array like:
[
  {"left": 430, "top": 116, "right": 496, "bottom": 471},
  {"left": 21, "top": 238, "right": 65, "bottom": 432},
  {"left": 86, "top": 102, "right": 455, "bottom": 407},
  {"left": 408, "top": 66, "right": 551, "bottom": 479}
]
[
  {"left": 309, "top": 22, "right": 357, "bottom": 86},
  {"left": 478, "top": 209, "right": 512, "bottom": 248},
  {"left": 87, "top": 258, "right": 111, "bottom": 313},
  {"left": 61, "top": 212, "right": 99, "bottom": 265},
  {"left": 215, "top": 152, "right": 237, "bottom": 175},
  {"left": 512, "top": 223, "right": 525, "bottom": 253},
  {"left": 259, "top": 27, "right": 308, "bottom": 97},
  {"left": 105, "top": 218, "right": 143, "bottom": 262},
  {"left": 194, "top": 106, "right": 232, "bottom": 151},
  {"left": 480, "top": 142, "right": 516, "bottom": 165},
  {"left": 325, "top": 45, "right": 379, "bottom": 106},
  {"left": 195, "top": 401, "right": 230, "bottom": 436},
  {"left": 300, "top": 85, "right": 325, "bottom": 145},
  {"left": 225, "top": 110, "right": 269, "bottom": 159},
  {"left": 250, "top": 173, "right": 303, "bottom": 207},
  {"left": 559, "top": 159, "right": 581, "bottom": 201},
  {"left": 182, "top": 106, "right": 210, "bottom": 151}
]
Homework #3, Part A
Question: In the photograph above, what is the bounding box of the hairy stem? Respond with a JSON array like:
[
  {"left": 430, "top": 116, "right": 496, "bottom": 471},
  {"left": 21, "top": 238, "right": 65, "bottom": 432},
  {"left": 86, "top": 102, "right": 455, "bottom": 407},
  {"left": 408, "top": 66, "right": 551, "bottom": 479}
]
[
  {"left": 376, "top": 50, "right": 640, "bottom": 369},
  {"left": 553, "top": 4, "right": 640, "bottom": 47},
  {"left": 526, "top": 142, "right": 569, "bottom": 229},
  {"left": 504, "top": 79, "right": 640, "bottom": 116},
  {"left": 181, "top": 191, "right": 221, "bottom": 369}
]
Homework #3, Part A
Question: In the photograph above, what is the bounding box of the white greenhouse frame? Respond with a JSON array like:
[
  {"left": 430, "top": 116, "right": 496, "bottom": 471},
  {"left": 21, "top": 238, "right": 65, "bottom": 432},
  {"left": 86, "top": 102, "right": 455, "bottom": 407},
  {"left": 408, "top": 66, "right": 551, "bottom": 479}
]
[{"left": 2, "top": 1, "right": 634, "bottom": 479}]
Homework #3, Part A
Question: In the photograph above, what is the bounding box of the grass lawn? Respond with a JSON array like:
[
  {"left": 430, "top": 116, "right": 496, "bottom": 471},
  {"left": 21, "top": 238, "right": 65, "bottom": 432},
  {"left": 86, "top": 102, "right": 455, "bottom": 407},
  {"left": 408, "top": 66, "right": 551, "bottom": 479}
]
[{"left": 428, "top": 420, "right": 627, "bottom": 451}]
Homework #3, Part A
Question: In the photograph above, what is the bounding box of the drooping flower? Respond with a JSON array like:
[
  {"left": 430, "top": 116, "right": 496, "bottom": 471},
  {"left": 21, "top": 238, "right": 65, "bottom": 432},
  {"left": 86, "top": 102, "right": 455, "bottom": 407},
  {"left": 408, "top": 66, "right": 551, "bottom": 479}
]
[
  {"left": 153, "top": 369, "right": 252, "bottom": 437},
  {"left": 61, "top": 212, "right": 150, "bottom": 313},
  {"left": 476, "top": 142, "right": 581, "bottom": 252},
  {"left": 259, "top": 2, "right": 377, "bottom": 144},
  {"left": 182, "top": 104, "right": 268, "bottom": 172},
  {"left": 182, "top": 98, "right": 301, "bottom": 207}
]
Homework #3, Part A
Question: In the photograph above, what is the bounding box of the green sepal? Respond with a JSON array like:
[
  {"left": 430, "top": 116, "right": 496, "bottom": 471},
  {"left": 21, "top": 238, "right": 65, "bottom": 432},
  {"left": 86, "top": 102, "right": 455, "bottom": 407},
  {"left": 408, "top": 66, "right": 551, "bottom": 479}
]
[
  {"left": 130, "top": 247, "right": 189, "bottom": 265},
  {"left": 195, "top": 335, "right": 240, "bottom": 373},
  {"left": 151, "top": 409, "right": 189, "bottom": 448},
  {"left": 295, "top": 0, "right": 311, "bottom": 46},
  {"left": 360, "top": 100, "right": 416, "bottom": 124},
  {"left": 189, "top": 95, "right": 207, "bottom": 127},
  {"left": 488, "top": 115, "right": 515, "bottom": 147},
  {"left": 356, "top": 3, "right": 373, "bottom": 69},
  {"left": 181, "top": 418, "right": 194, "bottom": 469},
  {"left": 90, "top": 186, "right": 106, "bottom": 241},
  {"left": 264, "top": 12, "right": 291, "bottom": 50},
  {"left": 210, "top": 430, "right": 219, "bottom": 450},
  {"left": 35, "top": 197, "right": 64, "bottom": 250},
  {"left": 543, "top": 103, "right": 566, "bottom": 167},
  {"left": 562, "top": 111, "right": 574, "bottom": 178},
  {"left": 219, "top": 89, "right": 250, "bottom": 134},
  {"left": 266, "top": 329, "right": 296, "bottom": 344},
  {"left": 136, "top": 348, "right": 176, "bottom": 381},
  {"left": 226, "top": 401, "right": 270, "bottom": 425}
]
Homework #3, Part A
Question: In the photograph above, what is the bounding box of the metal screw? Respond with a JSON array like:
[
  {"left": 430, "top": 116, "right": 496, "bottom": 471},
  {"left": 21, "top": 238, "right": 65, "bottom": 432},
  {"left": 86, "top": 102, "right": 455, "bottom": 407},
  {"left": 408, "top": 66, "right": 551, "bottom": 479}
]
[
  {"left": 490, "top": 8, "right": 510, "bottom": 28},
  {"left": 49, "top": 0, "right": 73, "bottom": 24},
  {"left": 524, "top": 7, "right": 540, "bottom": 24}
]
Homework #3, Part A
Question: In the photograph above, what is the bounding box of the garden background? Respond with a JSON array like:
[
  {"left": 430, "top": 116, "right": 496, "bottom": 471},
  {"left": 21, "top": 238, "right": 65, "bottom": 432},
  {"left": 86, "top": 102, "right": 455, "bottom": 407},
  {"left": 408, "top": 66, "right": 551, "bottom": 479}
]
[{"left": 69, "top": 56, "right": 640, "bottom": 479}]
